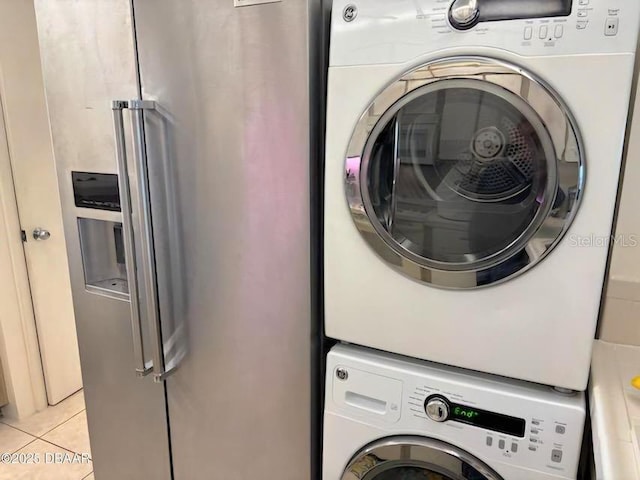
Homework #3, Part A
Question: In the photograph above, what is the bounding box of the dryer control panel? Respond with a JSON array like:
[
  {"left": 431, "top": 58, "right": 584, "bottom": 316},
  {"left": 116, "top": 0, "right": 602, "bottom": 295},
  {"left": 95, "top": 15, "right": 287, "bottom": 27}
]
[
  {"left": 330, "top": 0, "right": 640, "bottom": 66},
  {"left": 448, "top": 0, "right": 572, "bottom": 31},
  {"left": 327, "top": 345, "right": 586, "bottom": 479}
]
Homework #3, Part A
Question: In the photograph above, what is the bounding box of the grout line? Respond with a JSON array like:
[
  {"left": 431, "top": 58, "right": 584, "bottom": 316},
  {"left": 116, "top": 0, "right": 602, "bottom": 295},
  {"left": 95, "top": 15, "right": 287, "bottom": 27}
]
[
  {"left": 0, "top": 392, "right": 86, "bottom": 438},
  {"left": 38, "top": 410, "right": 92, "bottom": 459},
  {"left": 38, "top": 409, "right": 86, "bottom": 439},
  {"left": 1, "top": 406, "right": 86, "bottom": 438},
  {"left": 0, "top": 422, "right": 39, "bottom": 438},
  {"left": 10, "top": 440, "right": 36, "bottom": 454},
  {"left": 39, "top": 435, "right": 92, "bottom": 460},
  {"left": 1, "top": 422, "right": 38, "bottom": 453},
  {"left": 13, "top": 437, "right": 38, "bottom": 453},
  {"left": 38, "top": 437, "right": 85, "bottom": 456},
  {"left": 0, "top": 392, "right": 87, "bottom": 449},
  {"left": 1, "top": 421, "right": 34, "bottom": 435}
]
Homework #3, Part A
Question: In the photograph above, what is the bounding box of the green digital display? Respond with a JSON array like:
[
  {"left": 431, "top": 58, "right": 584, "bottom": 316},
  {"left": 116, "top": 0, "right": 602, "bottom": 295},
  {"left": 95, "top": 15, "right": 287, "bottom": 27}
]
[
  {"left": 449, "top": 400, "right": 525, "bottom": 437},
  {"left": 451, "top": 406, "right": 480, "bottom": 420}
]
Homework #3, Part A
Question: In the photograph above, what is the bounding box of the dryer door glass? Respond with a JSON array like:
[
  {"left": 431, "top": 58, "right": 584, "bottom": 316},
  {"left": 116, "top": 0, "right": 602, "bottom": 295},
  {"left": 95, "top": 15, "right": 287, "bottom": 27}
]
[
  {"left": 368, "top": 465, "right": 484, "bottom": 479},
  {"left": 346, "top": 58, "right": 583, "bottom": 288},
  {"left": 367, "top": 81, "right": 549, "bottom": 267},
  {"left": 342, "top": 437, "right": 503, "bottom": 480}
]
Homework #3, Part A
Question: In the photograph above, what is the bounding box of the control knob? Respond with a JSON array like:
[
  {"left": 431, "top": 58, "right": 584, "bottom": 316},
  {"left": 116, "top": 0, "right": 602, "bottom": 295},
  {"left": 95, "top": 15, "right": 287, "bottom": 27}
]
[
  {"left": 425, "top": 397, "right": 450, "bottom": 422},
  {"left": 449, "top": 0, "right": 480, "bottom": 30}
]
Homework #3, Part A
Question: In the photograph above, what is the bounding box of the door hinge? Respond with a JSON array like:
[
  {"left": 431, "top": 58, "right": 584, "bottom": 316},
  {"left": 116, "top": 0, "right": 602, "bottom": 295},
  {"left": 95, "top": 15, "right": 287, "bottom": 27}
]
[{"left": 20, "top": 230, "right": 27, "bottom": 242}]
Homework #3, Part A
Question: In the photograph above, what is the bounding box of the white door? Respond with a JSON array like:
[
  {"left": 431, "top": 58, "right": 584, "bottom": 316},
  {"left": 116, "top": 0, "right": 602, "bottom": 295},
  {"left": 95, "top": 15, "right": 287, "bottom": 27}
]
[{"left": 0, "top": 0, "right": 81, "bottom": 405}]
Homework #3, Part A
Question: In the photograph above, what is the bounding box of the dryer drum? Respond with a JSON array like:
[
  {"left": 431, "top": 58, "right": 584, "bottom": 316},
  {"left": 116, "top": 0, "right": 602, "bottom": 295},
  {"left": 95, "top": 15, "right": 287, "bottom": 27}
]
[
  {"left": 441, "top": 117, "right": 537, "bottom": 202},
  {"left": 397, "top": 86, "right": 544, "bottom": 204}
]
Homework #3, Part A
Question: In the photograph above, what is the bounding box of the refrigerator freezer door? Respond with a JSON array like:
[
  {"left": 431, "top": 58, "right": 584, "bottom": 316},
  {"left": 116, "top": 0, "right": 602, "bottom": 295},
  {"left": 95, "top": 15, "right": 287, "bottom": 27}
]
[
  {"left": 132, "top": 0, "right": 313, "bottom": 478},
  {"left": 33, "top": 2, "right": 172, "bottom": 479}
]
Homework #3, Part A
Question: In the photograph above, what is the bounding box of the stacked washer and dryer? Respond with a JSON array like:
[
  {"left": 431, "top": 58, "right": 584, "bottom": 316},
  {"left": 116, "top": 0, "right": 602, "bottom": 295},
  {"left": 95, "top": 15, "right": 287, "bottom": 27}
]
[{"left": 323, "top": 0, "right": 640, "bottom": 479}]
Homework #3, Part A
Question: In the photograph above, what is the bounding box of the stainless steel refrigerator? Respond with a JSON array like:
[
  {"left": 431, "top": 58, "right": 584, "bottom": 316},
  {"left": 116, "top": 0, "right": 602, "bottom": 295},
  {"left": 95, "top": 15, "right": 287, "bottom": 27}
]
[{"left": 33, "top": 1, "right": 323, "bottom": 478}]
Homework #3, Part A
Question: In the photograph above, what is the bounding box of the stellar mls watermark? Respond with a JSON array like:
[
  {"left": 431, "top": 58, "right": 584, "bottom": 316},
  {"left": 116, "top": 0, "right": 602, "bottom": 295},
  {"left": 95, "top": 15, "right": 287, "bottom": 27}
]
[{"left": 568, "top": 234, "right": 638, "bottom": 248}]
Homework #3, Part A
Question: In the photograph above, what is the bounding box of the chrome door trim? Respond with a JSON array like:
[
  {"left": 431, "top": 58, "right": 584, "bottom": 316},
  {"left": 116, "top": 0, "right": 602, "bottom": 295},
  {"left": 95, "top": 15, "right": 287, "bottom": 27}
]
[
  {"left": 360, "top": 78, "right": 559, "bottom": 273},
  {"left": 342, "top": 435, "right": 503, "bottom": 480},
  {"left": 388, "top": 116, "right": 400, "bottom": 231},
  {"left": 112, "top": 100, "right": 152, "bottom": 377},
  {"left": 345, "top": 56, "right": 585, "bottom": 289}
]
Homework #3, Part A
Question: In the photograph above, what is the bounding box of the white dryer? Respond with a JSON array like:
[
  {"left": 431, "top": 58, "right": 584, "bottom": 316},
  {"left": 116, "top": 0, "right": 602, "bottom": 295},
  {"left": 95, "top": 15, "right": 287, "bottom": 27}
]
[
  {"left": 323, "top": 344, "right": 586, "bottom": 480},
  {"left": 324, "top": 0, "right": 640, "bottom": 390}
]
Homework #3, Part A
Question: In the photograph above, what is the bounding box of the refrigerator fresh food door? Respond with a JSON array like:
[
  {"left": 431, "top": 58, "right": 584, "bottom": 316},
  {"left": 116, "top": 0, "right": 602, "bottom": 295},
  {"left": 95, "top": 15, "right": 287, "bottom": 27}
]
[{"left": 131, "top": 0, "right": 313, "bottom": 478}]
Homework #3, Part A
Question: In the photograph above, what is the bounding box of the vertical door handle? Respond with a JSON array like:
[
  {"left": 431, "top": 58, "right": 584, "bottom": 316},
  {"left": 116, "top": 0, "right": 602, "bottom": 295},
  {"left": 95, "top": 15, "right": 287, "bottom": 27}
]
[
  {"left": 115, "top": 99, "right": 177, "bottom": 383},
  {"left": 128, "top": 100, "right": 175, "bottom": 383},
  {"left": 112, "top": 100, "right": 152, "bottom": 377}
]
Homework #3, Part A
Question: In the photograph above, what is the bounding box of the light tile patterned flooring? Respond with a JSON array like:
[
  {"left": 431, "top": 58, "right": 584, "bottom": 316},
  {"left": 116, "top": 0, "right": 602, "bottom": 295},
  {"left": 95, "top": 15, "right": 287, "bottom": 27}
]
[{"left": 0, "top": 390, "right": 93, "bottom": 479}]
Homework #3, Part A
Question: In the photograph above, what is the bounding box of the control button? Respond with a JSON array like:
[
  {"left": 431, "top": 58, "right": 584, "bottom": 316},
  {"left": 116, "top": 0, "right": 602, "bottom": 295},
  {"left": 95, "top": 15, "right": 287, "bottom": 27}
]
[
  {"left": 498, "top": 439, "right": 505, "bottom": 449},
  {"left": 529, "top": 445, "right": 537, "bottom": 451},
  {"left": 577, "top": 9, "right": 588, "bottom": 17},
  {"left": 554, "top": 25, "right": 564, "bottom": 38},
  {"left": 524, "top": 26, "right": 533, "bottom": 40},
  {"left": 486, "top": 436, "right": 493, "bottom": 447},
  {"left": 539, "top": 25, "right": 548, "bottom": 39},
  {"left": 530, "top": 428, "right": 539, "bottom": 434},
  {"left": 579, "top": 0, "right": 589, "bottom": 4},
  {"left": 511, "top": 443, "right": 518, "bottom": 453},
  {"left": 530, "top": 437, "right": 538, "bottom": 443},
  {"left": 531, "top": 420, "right": 540, "bottom": 426},
  {"left": 556, "top": 425, "right": 566, "bottom": 434},
  {"left": 605, "top": 17, "right": 619, "bottom": 36},
  {"left": 551, "top": 449, "right": 563, "bottom": 463},
  {"left": 577, "top": 21, "right": 588, "bottom": 30}
]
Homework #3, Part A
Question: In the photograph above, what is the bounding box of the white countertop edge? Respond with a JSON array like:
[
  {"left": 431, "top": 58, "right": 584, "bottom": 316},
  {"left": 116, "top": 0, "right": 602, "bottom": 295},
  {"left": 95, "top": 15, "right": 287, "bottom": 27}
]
[{"left": 590, "top": 340, "right": 640, "bottom": 480}]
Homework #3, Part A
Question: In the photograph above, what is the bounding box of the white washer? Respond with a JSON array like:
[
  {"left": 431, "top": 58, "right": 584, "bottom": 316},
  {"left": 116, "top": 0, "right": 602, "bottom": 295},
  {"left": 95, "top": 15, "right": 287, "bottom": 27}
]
[
  {"left": 324, "top": 344, "right": 586, "bottom": 480},
  {"left": 324, "top": 0, "right": 640, "bottom": 390}
]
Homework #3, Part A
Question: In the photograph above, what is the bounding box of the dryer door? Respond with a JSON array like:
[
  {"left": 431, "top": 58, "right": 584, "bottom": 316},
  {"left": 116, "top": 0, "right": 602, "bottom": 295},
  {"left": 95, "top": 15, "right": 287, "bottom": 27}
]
[
  {"left": 345, "top": 57, "right": 583, "bottom": 289},
  {"left": 342, "top": 436, "right": 503, "bottom": 480}
]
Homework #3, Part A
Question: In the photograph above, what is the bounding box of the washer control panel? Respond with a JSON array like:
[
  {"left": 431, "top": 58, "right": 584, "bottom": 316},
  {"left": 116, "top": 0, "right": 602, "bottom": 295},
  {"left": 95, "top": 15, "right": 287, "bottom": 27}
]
[
  {"left": 407, "top": 386, "right": 582, "bottom": 473},
  {"left": 327, "top": 345, "right": 586, "bottom": 479}
]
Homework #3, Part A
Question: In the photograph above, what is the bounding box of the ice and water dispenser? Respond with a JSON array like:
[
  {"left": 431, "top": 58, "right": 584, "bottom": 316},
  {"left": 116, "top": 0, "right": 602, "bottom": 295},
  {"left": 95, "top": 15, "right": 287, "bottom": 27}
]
[{"left": 73, "top": 172, "right": 129, "bottom": 298}]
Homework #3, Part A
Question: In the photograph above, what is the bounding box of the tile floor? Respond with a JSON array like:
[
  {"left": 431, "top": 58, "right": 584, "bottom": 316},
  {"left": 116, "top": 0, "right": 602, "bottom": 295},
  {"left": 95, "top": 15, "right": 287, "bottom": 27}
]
[{"left": 0, "top": 390, "right": 93, "bottom": 479}]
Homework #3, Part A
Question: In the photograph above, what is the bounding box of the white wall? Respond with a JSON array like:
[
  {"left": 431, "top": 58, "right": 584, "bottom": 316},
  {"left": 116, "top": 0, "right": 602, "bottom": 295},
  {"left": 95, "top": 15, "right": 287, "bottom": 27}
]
[
  {"left": 0, "top": 0, "right": 53, "bottom": 418},
  {"left": 600, "top": 71, "right": 640, "bottom": 346}
]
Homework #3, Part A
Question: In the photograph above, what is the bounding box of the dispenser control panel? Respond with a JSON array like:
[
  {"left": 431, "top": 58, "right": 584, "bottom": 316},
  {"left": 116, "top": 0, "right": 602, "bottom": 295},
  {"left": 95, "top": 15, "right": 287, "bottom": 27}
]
[{"left": 72, "top": 171, "right": 120, "bottom": 211}]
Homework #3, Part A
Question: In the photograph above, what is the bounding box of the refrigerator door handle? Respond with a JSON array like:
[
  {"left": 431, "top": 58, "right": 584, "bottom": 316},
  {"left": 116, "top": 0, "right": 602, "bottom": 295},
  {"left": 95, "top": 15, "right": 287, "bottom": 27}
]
[
  {"left": 111, "top": 100, "right": 152, "bottom": 377},
  {"left": 129, "top": 99, "right": 178, "bottom": 383}
]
